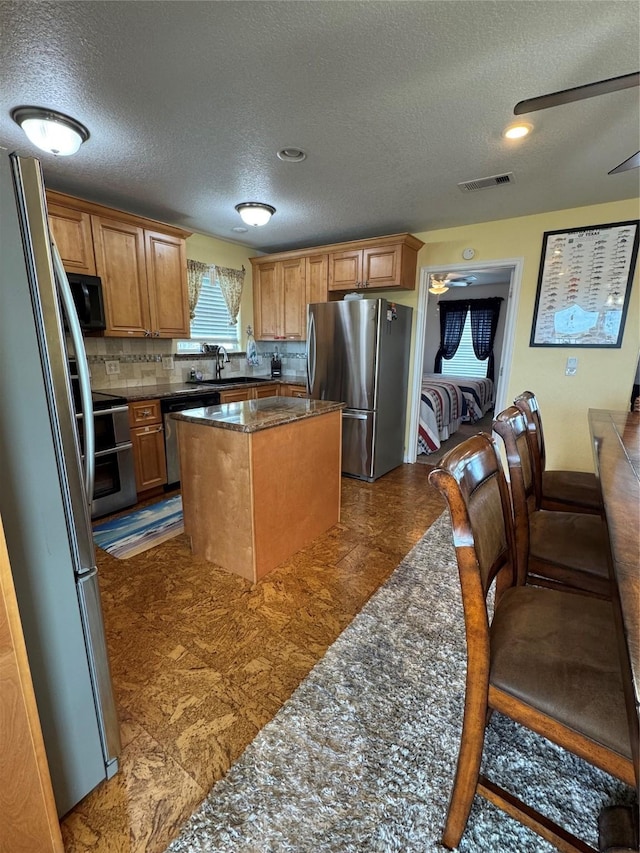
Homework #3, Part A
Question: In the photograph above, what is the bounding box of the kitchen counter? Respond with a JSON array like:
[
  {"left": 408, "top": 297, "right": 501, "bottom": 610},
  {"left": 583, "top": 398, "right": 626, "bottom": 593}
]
[
  {"left": 99, "top": 375, "right": 305, "bottom": 402},
  {"left": 176, "top": 397, "right": 342, "bottom": 582},
  {"left": 172, "top": 396, "right": 343, "bottom": 433}
]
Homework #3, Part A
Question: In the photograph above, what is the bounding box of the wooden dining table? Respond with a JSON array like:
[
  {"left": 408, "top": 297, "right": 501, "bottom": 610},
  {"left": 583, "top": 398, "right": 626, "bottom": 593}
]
[{"left": 589, "top": 409, "right": 640, "bottom": 847}]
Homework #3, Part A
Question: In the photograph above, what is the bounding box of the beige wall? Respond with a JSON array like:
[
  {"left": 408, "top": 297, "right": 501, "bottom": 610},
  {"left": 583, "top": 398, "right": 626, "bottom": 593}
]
[
  {"left": 389, "top": 197, "right": 640, "bottom": 472},
  {"left": 185, "top": 232, "right": 258, "bottom": 349}
]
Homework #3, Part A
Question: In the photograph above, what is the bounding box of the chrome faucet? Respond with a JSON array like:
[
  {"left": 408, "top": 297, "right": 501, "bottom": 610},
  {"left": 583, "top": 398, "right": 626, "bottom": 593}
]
[{"left": 215, "top": 345, "right": 230, "bottom": 379}]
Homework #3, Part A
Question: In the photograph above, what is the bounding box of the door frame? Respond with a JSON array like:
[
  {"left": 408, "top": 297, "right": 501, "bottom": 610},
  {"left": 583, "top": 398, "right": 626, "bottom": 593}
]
[{"left": 406, "top": 256, "right": 524, "bottom": 463}]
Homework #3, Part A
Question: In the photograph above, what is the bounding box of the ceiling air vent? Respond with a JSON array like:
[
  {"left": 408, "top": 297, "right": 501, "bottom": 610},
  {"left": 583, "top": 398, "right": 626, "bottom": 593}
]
[{"left": 457, "top": 172, "right": 515, "bottom": 192}]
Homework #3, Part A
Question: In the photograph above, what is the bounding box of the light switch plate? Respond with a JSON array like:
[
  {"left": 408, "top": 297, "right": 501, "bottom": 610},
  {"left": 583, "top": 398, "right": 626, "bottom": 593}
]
[
  {"left": 162, "top": 356, "right": 174, "bottom": 370},
  {"left": 565, "top": 356, "right": 578, "bottom": 376},
  {"left": 105, "top": 360, "right": 120, "bottom": 375}
]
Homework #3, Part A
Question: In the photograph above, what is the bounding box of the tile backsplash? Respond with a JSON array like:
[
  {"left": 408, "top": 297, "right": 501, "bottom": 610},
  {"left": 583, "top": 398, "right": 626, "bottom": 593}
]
[{"left": 84, "top": 337, "right": 307, "bottom": 390}]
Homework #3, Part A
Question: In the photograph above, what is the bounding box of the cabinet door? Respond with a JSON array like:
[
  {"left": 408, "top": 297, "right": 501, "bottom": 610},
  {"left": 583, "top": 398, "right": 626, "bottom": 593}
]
[
  {"left": 328, "top": 249, "right": 362, "bottom": 291},
  {"left": 253, "top": 262, "right": 280, "bottom": 340},
  {"left": 132, "top": 424, "right": 167, "bottom": 492},
  {"left": 363, "top": 244, "right": 403, "bottom": 288},
  {"left": 145, "top": 230, "right": 190, "bottom": 338},
  {"left": 92, "top": 216, "right": 151, "bottom": 336},
  {"left": 219, "top": 388, "right": 252, "bottom": 403},
  {"left": 281, "top": 258, "right": 306, "bottom": 339},
  {"left": 47, "top": 203, "right": 96, "bottom": 275},
  {"left": 305, "top": 253, "right": 328, "bottom": 308},
  {"left": 254, "top": 384, "right": 279, "bottom": 399},
  {"left": 280, "top": 384, "right": 308, "bottom": 398}
]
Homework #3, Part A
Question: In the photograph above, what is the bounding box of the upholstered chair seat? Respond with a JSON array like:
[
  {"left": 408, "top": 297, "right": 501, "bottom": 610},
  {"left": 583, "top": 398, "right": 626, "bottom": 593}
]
[
  {"left": 541, "top": 468, "right": 601, "bottom": 513},
  {"left": 490, "top": 585, "right": 630, "bottom": 760}
]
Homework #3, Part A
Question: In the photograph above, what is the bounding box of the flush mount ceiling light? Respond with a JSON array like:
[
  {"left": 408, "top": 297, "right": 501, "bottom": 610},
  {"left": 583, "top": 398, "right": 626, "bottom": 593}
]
[
  {"left": 11, "top": 106, "right": 90, "bottom": 156},
  {"left": 503, "top": 122, "right": 532, "bottom": 140},
  {"left": 234, "top": 202, "right": 276, "bottom": 227},
  {"left": 429, "top": 276, "right": 449, "bottom": 295},
  {"left": 277, "top": 147, "right": 307, "bottom": 163}
]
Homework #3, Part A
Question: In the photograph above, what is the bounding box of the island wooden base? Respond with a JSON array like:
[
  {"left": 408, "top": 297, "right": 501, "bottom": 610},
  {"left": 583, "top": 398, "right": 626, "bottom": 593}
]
[{"left": 177, "top": 410, "right": 342, "bottom": 582}]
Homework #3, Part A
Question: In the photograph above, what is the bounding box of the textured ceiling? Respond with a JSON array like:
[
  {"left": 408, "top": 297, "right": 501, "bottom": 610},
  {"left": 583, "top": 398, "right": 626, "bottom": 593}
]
[{"left": 1, "top": 1, "right": 638, "bottom": 253}]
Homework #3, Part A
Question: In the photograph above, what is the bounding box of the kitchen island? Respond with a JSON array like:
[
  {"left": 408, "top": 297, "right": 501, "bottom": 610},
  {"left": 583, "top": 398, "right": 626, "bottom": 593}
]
[{"left": 173, "top": 396, "right": 344, "bottom": 582}]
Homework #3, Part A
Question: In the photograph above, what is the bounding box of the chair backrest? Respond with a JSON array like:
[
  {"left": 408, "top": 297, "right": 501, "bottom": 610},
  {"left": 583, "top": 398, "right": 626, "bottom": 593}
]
[
  {"left": 492, "top": 406, "right": 540, "bottom": 581},
  {"left": 513, "top": 391, "right": 546, "bottom": 504},
  {"left": 428, "top": 433, "right": 520, "bottom": 642}
]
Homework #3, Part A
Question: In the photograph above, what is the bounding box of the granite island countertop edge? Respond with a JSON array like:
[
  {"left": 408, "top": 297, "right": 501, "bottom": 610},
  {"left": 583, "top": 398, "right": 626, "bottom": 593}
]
[{"left": 172, "top": 398, "right": 344, "bottom": 433}]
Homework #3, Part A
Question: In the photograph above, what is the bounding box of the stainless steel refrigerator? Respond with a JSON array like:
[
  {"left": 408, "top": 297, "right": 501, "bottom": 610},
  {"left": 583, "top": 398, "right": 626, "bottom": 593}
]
[
  {"left": 0, "top": 153, "right": 120, "bottom": 816},
  {"left": 306, "top": 298, "right": 413, "bottom": 481}
]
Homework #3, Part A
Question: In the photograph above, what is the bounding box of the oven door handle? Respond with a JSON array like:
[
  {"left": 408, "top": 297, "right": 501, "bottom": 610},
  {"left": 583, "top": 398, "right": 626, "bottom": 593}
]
[
  {"left": 93, "top": 405, "right": 129, "bottom": 417},
  {"left": 94, "top": 443, "right": 133, "bottom": 458},
  {"left": 52, "top": 242, "right": 95, "bottom": 507}
]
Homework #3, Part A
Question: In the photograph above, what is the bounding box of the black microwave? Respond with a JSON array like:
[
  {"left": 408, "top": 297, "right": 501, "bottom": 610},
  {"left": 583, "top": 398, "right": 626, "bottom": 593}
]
[{"left": 67, "top": 273, "right": 106, "bottom": 331}]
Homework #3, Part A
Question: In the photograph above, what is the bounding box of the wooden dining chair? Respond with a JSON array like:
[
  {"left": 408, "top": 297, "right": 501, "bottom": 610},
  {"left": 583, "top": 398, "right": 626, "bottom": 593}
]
[
  {"left": 428, "top": 433, "right": 634, "bottom": 853},
  {"left": 493, "top": 406, "right": 611, "bottom": 599},
  {"left": 514, "top": 391, "right": 601, "bottom": 514}
]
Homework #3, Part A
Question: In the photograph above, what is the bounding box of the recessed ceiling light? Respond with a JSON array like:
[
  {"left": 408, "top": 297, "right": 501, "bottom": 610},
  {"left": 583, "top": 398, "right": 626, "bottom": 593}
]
[
  {"left": 277, "top": 147, "right": 306, "bottom": 163},
  {"left": 503, "top": 123, "right": 532, "bottom": 140},
  {"left": 11, "top": 105, "right": 90, "bottom": 155}
]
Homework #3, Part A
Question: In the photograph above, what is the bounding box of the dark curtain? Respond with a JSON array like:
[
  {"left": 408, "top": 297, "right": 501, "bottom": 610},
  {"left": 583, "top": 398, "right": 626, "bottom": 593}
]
[
  {"left": 469, "top": 297, "right": 503, "bottom": 381},
  {"left": 434, "top": 300, "right": 469, "bottom": 372}
]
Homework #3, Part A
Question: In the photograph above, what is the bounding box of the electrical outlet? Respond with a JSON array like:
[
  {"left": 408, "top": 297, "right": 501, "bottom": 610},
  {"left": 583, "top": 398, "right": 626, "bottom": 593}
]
[
  {"left": 105, "top": 360, "right": 120, "bottom": 375},
  {"left": 162, "top": 356, "right": 174, "bottom": 371}
]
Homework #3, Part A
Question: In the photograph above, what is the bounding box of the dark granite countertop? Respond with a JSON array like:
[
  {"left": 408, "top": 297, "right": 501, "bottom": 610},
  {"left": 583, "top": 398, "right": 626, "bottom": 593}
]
[
  {"left": 100, "top": 375, "right": 305, "bottom": 402},
  {"left": 172, "top": 396, "right": 344, "bottom": 433}
]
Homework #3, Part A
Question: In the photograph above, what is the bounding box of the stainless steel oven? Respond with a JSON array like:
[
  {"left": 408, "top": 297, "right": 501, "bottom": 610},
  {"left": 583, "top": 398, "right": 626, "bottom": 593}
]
[
  {"left": 70, "top": 361, "right": 137, "bottom": 518},
  {"left": 90, "top": 394, "right": 137, "bottom": 518}
]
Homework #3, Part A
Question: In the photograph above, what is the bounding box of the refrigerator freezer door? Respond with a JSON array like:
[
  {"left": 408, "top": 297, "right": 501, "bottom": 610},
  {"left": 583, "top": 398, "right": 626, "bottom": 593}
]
[
  {"left": 0, "top": 153, "right": 119, "bottom": 815},
  {"left": 341, "top": 409, "right": 375, "bottom": 480},
  {"left": 308, "top": 300, "right": 379, "bottom": 410}
]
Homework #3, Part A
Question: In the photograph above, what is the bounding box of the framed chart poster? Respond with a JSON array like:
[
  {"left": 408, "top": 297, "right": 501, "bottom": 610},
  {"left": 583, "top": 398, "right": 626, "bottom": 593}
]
[{"left": 530, "top": 220, "right": 639, "bottom": 347}]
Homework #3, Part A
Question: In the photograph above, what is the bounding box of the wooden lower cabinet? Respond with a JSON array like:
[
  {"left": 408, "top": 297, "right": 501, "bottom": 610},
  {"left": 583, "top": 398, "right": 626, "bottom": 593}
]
[
  {"left": 129, "top": 400, "right": 167, "bottom": 493},
  {"left": 279, "top": 384, "right": 308, "bottom": 398},
  {"left": 219, "top": 384, "right": 279, "bottom": 403}
]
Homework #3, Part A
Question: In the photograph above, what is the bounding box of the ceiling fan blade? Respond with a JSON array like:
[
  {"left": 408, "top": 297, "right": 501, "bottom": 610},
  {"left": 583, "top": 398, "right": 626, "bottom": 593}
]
[
  {"left": 514, "top": 72, "right": 639, "bottom": 114},
  {"left": 609, "top": 151, "right": 640, "bottom": 174}
]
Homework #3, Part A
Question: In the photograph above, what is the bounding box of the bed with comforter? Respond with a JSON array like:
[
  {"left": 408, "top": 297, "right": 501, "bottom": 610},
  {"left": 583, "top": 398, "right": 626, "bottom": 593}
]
[{"left": 418, "top": 373, "right": 494, "bottom": 455}]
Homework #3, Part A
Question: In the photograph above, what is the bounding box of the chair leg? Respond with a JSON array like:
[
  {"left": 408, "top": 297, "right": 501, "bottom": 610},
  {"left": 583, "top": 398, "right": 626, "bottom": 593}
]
[{"left": 442, "top": 694, "right": 488, "bottom": 849}]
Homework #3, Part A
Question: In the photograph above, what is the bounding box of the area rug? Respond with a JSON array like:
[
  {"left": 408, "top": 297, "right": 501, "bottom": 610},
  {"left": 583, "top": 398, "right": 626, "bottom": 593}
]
[
  {"left": 93, "top": 495, "right": 183, "bottom": 559},
  {"left": 164, "top": 512, "right": 634, "bottom": 853}
]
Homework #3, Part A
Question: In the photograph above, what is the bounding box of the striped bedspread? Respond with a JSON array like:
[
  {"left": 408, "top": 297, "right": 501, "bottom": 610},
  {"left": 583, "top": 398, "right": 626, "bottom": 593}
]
[
  {"left": 418, "top": 378, "right": 463, "bottom": 455},
  {"left": 422, "top": 374, "right": 494, "bottom": 424}
]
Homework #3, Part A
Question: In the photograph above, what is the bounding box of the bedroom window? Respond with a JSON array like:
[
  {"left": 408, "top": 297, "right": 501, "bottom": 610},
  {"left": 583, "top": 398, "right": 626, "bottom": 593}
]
[{"left": 440, "top": 315, "right": 488, "bottom": 378}]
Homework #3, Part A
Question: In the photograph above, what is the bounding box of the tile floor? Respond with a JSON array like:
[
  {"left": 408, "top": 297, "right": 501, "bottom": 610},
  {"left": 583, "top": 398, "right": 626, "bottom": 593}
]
[{"left": 61, "top": 464, "right": 445, "bottom": 853}]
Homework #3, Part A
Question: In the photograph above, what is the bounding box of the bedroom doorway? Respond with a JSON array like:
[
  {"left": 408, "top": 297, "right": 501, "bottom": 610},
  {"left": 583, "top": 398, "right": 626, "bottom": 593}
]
[{"left": 406, "top": 257, "right": 523, "bottom": 464}]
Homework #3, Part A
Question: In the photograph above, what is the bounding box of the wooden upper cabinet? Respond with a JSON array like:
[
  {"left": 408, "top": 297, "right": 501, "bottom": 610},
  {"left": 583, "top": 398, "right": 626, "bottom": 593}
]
[
  {"left": 306, "top": 253, "right": 329, "bottom": 307},
  {"left": 92, "top": 216, "right": 151, "bottom": 336},
  {"left": 45, "top": 191, "right": 191, "bottom": 339},
  {"left": 328, "top": 235, "right": 423, "bottom": 292},
  {"left": 281, "top": 257, "right": 306, "bottom": 339},
  {"left": 252, "top": 258, "right": 305, "bottom": 341},
  {"left": 145, "top": 231, "right": 190, "bottom": 338},
  {"left": 253, "top": 262, "right": 280, "bottom": 339},
  {"left": 47, "top": 203, "right": 96, "bottom": 275}
]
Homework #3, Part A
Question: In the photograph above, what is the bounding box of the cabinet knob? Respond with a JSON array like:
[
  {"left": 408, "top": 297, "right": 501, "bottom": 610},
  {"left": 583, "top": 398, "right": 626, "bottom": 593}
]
[
  {"left": 140, "top": 408, "right": 152, "bottom": 417},
  {"left": 144, "top": 329, "right": 152, "bottom": 337}
]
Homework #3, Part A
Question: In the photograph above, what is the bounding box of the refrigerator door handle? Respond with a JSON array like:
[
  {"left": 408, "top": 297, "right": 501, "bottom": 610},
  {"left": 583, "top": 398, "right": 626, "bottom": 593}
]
[
  {"left": 307, "top": 311, "right": 316, "bottom": 393},
  {"left": 342, "top": 410, "right": 368, "bottom": 420},
  {"left": 52, "top": 242, "right": 95, "bottom": 508}
]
